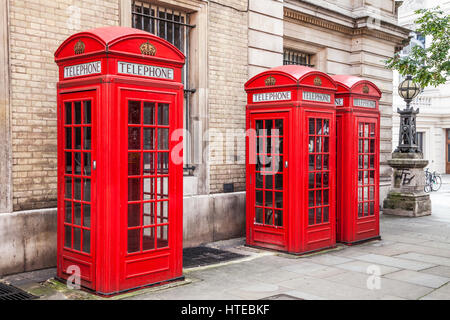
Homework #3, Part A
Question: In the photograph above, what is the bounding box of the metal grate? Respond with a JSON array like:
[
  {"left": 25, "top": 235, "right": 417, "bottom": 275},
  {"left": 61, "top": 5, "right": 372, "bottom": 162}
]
[
  {"left": 132, "top": 1, "right": 196, "bottom": 169},
  {"left": 283, "top": 49, "right": 314, "bottom": 67},
  {"left": 0, "top": 282, "right": 38, "bottom": 300},
  {"left": 183, "top": 246, "right": 247, "bottom": 268}
]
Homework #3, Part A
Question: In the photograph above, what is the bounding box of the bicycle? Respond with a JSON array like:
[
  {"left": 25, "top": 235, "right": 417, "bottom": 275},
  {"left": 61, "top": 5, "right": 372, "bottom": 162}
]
[{"left": 424, "top": 168, "right": 442, "bottom": 192}]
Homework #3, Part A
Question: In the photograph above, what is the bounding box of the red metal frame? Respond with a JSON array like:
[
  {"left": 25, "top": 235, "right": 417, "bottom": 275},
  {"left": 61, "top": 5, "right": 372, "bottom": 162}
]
[
  {"left": 332, "top": 75, "right": 381, "bottom": 245},
  {"left": 55, "top": 27, "right": 185, "bottom": 295},
  {"left": 245, "top": 65, "right": 337, "bottom": 254}
]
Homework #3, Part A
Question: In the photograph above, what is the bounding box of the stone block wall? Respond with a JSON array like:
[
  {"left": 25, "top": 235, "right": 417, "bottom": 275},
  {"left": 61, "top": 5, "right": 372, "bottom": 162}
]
[
  {"left": 207, "top": 0, "right": 248, "bottom": 193},
  {"left": 8, "top": 0, "right": 119, "bottom": 210}
]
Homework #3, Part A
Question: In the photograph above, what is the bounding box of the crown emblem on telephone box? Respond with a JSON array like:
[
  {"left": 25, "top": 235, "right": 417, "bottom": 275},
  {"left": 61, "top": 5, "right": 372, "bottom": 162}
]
[
  {"left": 140, "top": 41, "right": 156, "bottom": 56},
  {"left": 265, "top": 76, "right": 276, "bottom": 86},
  {"left": 314, "top": 76, "right": 322, "bottom": 86},
  {"left": 74, "top": 40, "right": 85, "bottom": 55}
]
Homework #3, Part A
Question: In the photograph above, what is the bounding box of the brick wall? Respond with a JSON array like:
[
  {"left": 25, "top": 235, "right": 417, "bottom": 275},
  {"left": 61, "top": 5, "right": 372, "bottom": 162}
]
[
  {"left": 9, "top": 0, "right": 119, "bottom": 210},
  {"left": 207, "top": 0, "right": 248, "bottom": 193}
]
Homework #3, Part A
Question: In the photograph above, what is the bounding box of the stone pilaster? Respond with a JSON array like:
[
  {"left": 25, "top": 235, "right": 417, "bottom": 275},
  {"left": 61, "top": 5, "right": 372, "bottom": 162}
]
[{"left": 0, "top": 0, "right": 12, "bottom": 213}]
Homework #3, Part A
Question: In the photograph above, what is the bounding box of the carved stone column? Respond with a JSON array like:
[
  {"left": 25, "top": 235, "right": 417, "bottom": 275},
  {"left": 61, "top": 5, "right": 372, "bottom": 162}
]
[{"left": 383, "top": 152, "right": 431, "bottom": 217}]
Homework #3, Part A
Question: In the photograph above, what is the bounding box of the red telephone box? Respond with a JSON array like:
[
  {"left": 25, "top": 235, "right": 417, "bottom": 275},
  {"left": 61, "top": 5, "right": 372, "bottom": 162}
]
[
  {"left": 54, "top": 27, "right": 185, "bottom": 295},
  {"left": 332, "top": 75, "right": 381, "bottom": 245},
  {"left": 244, "top": 65, "right": 337, "bottom": 254}
]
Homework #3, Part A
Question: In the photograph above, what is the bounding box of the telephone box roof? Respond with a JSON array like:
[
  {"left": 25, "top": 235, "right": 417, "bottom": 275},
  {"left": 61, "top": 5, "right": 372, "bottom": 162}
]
[
  {"left": 55, "top": 26, "right": 185, "bottom": 63},
  {"left": 245, "top": 65, "right": 337, "bottom": 90},
  {"left": 331, "top": 75, "right": 381, "bottom": 97}
]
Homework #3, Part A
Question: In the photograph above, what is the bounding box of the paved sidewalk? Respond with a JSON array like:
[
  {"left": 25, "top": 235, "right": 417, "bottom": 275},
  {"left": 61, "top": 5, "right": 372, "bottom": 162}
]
[{"left": 2, "top": 178, "right": 450, "bottom": 300}]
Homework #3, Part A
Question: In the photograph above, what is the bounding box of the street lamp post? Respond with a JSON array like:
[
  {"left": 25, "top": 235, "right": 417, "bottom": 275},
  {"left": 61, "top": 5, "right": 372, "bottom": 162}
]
[
  {"left": 383, "top": 75, "right": 431, "bottom": 217},
  {"left": 395, "top": 75, "right": 421, "bottom": 153}
]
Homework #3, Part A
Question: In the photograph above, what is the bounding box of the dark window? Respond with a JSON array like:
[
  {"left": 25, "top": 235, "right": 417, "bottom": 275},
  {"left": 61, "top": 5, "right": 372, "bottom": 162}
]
[
  {"left": 132, "top": 1, "right": 195, "bottom": 168},
  {"left": 283, "top": 49, "right": 314, "bottom": 67}
]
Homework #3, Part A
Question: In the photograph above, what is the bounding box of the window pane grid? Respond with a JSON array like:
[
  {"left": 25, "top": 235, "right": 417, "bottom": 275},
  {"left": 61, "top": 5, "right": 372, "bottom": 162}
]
[
  {"left": 63, "top": 100, "right": 92, "bottom": 254},
  {"left": 127, "top": 100, "right": 170, "bottom": 253},
  {"left": 357, "top": 122, "right": 376, "bottom": 218},
  {"left": 308, "top": 118, "right": 330, "bottom": 226},
  {"left": 254, "top": 119, "right": 284, "bottom": 227}
]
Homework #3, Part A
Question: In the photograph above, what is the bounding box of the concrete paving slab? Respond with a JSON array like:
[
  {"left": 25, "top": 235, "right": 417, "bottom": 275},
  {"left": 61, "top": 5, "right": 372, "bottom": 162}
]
[
  {"left": 301, "top": 254, "right": 354, "bottom": 266},
  {"left": 128, "top": 280, "right": 244, "bottom": 300},
  {"left": 335, "top": 260, "right": 400, "bottom": 276},
  {"left": 379, "top": 295, "right": 407, "bottom": 300},
  {"left": 328, "top": 247, "right": 369, "bottom": 258},
  {"left": 261, "top": 254, "right": 302, "bottom": 267},
  {"left": 419, "top": 240, "right": 450, "bottom": 250},
  {"left": 283, "top": 289, "right": 326, "bottom": 300},
  {"left": 420, "top": 265, "right": 450, "bottom": 278},
  {"left": 302, "top": 266, "right": 349, "bottom": 279},
  {"left": 435, "top": 283, "right": 450, "bottom": 294},
  {"left": 281, "top": 261, "right": 330, "bottom": 275},
  {"left": 380, "top": 234, "right": 432, "bottom": 244},
  {"left": 185, "top": 269, "right": 256, "bottom": 289},
  {"left": 420, "top": 291, "right": 450, "bottom": 300},
  {"left": 384, "top": 269, "right": 450, "bottom": 289},
  {"left": 351, "top": 242, "right": 417, "bottom": 256},
  {"left": 380, "top": 242, "right": 450, "bottom": 258},
  {"left": 224, "top": 282, "right": 292, "bottom": 300},
  {"left": 242, "top": 269, "right": 303, "bottom": 284},
  {"left": 278, "top": 275, "right": 382, "bottom": 300},
  {"left": 420, "top": 283, "right": 450, "bottom": 300},
  {"left": 326, "top": 271, "right": 433, "bottom": 300},
  {"left": 353, "top": 253, "right": 436, "bottom": 271},
  {"left": 395, "top": 252, "right": 450, "bottom": 267}
]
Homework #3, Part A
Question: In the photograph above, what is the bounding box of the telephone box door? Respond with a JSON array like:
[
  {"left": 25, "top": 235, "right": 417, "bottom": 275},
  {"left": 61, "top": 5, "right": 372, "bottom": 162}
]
[
  {"left": 247, "top": 112, "right": 289, "bottom": 251},
  {"left": 58, "top": 90, "right": 97, "bottom": 289},
  {"left": 304, "top": 112, "right": 335, "bottom": 252},
  {"left": 355, "top": 116, "right": 379, "bottom": 240},
  {"left": 120, "top": 88, "right": 183, "bottom": 290}
]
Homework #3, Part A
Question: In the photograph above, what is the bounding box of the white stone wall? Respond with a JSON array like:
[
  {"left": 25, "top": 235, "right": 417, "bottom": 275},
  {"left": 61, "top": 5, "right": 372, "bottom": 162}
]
[
  {"left": 393, "top": 0, "right": 450, "bottom": 174},
  {"left": 248, "top": 0, "right": 284, "bottom": 77}
]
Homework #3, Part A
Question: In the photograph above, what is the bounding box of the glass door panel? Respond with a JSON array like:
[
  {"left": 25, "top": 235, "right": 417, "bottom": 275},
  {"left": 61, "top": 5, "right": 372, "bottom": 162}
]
[
  {"left": 357, "top": 121, "right": 376, "bottom": 218},
  {"left": 253, "top": 116, "right": 286, "bottom": 228},
  {"left": 63, "top": 99, "right": 93, "bottom": 254},
  {"left": 127, "top": 99, "right": 170, "bottom": 254},
  {"left": 307, "top": 117, "right": 331, "bottom": 225}
]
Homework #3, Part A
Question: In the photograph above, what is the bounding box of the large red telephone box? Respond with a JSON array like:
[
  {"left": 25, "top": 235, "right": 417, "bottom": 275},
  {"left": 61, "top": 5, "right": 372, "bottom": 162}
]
[
  {"left": 245, "top": 65, "right": 337, "bottom": 254},
  {"left": 54, "top": 27, "right": 185, "bottom": 295},
  {"left": 332, "top": 75, "right": 381, "bottom": 245}
]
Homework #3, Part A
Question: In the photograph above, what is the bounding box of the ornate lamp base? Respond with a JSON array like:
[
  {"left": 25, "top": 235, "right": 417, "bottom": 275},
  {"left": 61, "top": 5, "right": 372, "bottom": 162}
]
[{"left": 383, "top": 152, "right": 431, "bottom": 217}]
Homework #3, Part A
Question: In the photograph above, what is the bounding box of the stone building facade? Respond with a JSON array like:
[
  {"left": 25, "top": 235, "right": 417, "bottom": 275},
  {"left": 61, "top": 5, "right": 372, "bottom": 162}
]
[
  {"left": 0, "top": 0, "right": 409, "bottom": 275},
  {"left": 392, "top": 0, "right": 450, "bottom": 175}
]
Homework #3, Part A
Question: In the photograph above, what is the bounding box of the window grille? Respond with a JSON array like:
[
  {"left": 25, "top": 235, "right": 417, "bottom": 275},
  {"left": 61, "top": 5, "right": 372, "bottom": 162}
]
[
  {"left": 283, "top": 49, "right": 314, "bottom": 67},
  {"left": 132, "top": 1, "right": 196, "bottom": 169}
]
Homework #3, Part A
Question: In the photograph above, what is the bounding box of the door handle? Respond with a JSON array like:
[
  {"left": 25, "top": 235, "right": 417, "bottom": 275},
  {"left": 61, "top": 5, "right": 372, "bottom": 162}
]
[
  {"left": 93, "top": 160, "right": 97, "bottom": 170},
  {"left": 285, "top": 161, "right": 288, "bottom": 168}
]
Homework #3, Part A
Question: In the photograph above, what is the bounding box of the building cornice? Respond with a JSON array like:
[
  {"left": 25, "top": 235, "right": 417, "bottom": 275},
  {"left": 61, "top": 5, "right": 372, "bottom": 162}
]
[{"left": 284, "top": 7, "right": 411, "bottom": 45}]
